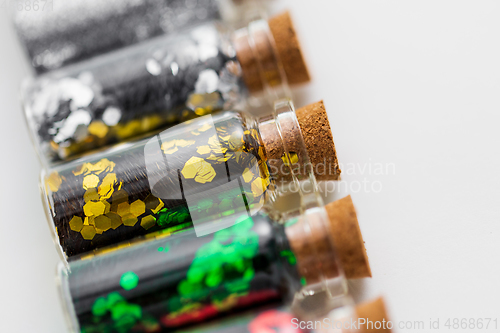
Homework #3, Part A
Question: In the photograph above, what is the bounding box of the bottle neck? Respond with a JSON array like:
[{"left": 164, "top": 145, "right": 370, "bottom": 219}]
[
  {"left": 257, "top": 99, "right": 314, "bottom": 187},
  {"left": 283, "top": 206, "right": 347, "bottom": 300},
  {"left": 233, "top": 19, "right": 291, "bottom": 104}
]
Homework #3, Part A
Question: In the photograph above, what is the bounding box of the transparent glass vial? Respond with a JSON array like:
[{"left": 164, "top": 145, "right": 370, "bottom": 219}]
[
  {"left": 57, "top": 198, "right": 348, "bottom": 333},
  {"left": 42, "top": 100, "right": 340, "bottom": 259},
  {"left": 22, "top": 12, "right": 309, "bottom": 166},
  {"left": 13, "top": 0, "right": 266, "bottom": 74}
]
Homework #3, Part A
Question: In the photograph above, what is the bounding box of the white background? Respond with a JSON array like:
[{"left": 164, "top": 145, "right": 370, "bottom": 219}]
[{"left": 1, "top": 1, "right": 500, "bottom": 332}]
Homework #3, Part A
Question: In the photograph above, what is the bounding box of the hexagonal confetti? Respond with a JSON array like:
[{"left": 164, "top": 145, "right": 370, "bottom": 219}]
[
  {"left": 94, "top": 215, "right": 111, "bottom": 232},
  {"left": 83, "top": 174, "right": 100, "bottom": 190},
  {"left": 122, "top": 214, "right": 138, "bottom": 227},
  {"left": 130, "top": 200, "right": 145, "bottom": 217},
  {"left": 140, "top": 216, "right": 156, "bottom": 230},
  {"left": 84, "top": 201, "right": 106, "bottom": 216},
  {"left": 106, "top": 212, "right": 122, "bottom": 230},
  {"left": 144, "top": 195, "right": 164, "bottom": 214},
  {"left": 117, "top": 202, "right": 130, "bottom": 217},
  {"left": 83, "top": 188, "right": 99, "bottom": 202},
  {"left": 81, "top": 225, "right": 97, "bottom": 240},
  {"left": 69, "top": 216, "right": 83, "bottom": 232}
]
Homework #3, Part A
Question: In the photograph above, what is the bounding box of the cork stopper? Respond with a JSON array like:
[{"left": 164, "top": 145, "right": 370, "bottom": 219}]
[
  {"left": 268, "top": 11, "right": 310, "bottom": 85},
  {"left": 234, "top": 11, "right": 310, "bottom": 93},
  {"left": 296, "top": 101, "right": 341, "bottom": 181},
  {"left": 356, "top": 297, "right": 392, "bottom": 333},
  {"left": 285, "top": 196, "right": 370, "bottom": 287},
  {"left": 326, "top": 195, "right": 371, "bottom": 279}
]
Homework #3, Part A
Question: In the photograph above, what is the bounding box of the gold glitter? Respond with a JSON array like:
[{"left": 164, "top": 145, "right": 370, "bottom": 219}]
[
  {"left": 83, "top": 201, "right": 106, "bottom": 217},
  {"left": 88, "top": 121, "right": 109, "bottom": 138},
  {"left": 80, "top": 225, "right": 97, "bottom": 240},
  {"left": 145, "top": 195, "right": 164, "bottom": 214},
  {"left": 111, "top": 189, "right": 128, "bottom": 204},
  {"left": 228, "top": 132, "right": 244, "bottom": 151},
  {"left": 82, "top": 174, "right": 100, "bottom": 190},
  {"left": 188, "top": 93, "right": 204, "bottom": 106},
  {"left": 242, "top": 168, "right": 254, "bottom": 183},
  {"left": 161, "top": 139, "right": 196, "bottom": 155},
  {"left": 117, "top": 202, "right": 130, "bottom": 217},
  {"left": 251, "top": 129, "right": 260, "bottom": 141},
  {"left": 84, "top": 188, "right": 99, "bottom": 202},
  {"left": 122, "top": 214, "right": 138, "bottom": 227},
  {"left": 116, "top": 120, "right": 141, "bottom": 140},
  {"left": 84, "top": 216, "right": 95, "bottom": 226},
  {"left": 103, "top": 200, "right": 111, "bottom": 214},
  {"left": 94, "top": 215, "right": 112, "bottom": 232},
  {"left": 140, "top": 216, "right": 156, "bottom": 230},
  {"left": 194, "top": 107, "right": 211, "bottom": 116},
  {"left": 141, "top": 115, "right": 163, "bottom": 132},
  {"left": 74, "top": 158, "right": 115, "bottom": 176},
  {"left": 46, "top": 172, "right": 62, "bottom": 192},
  {"left": 251, "top": 177, "right": 265, "bottom": 197},
  {"left": 98, "top": 173, "right": 117, "bottom": 199},
  {"left": 190, "top": 122, "right": 213, "bottom": 136},
  {"left": 206, "top": 153, "right": 230, "bottom": 164},
  {"left": 130, "top": 200, "right": 146, "bottom": 217},
  {"left": 197, "top": 145, "right": 211, "bottom": 155},
  {"left": 106, "top": 212, "right": 122, "bottom": 229},
  {"left": 282, "top": 152, "right": 299, "bottom": 166},
  {"left": 181, "top": 157, "right": 216, "bottom": 184},
  {"left": 208, "top": 135, "right": 226, "bottom": 154},
  {"left": 69, "top": 216, "right": 83, "bottom": 232}
]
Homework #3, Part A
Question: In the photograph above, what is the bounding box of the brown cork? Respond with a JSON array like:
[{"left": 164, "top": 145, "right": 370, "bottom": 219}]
[
  {"left": 259, "top": 101, "right": 340, "bottom": 182},
  {"left": 326, "top": 195, "right": 371, "bottom": 279},
  {"left": 234, "top": 11, "right": 310, "bottom": 93},
  {"left": 268, "top": 11, "right": 310, "bottom": 85},
  {"left": 285, "top": 211, "right": 342, "bottom": 285},
  {"left": 356, "top": 297, "right": 392, "bottom": 333},
  {"left": 296, "top": 101, "right": 341, "bottom": 181},
  {"left": 284, "top": 196, "right": 370, "bottom": 287}
]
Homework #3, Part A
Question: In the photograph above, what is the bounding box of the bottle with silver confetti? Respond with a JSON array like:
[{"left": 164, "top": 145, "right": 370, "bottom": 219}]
[
  {"left": 22, "top": 12, "right": 310, "bottom": 166},
  {"left": 41, "top": 100, "right": 339, "bottom": 259},
  {"left": 13, "top": 0, "right": 266, "bottom": 74}
]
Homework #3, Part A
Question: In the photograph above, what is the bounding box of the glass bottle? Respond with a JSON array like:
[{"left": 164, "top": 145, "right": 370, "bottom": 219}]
[
  {"left": 13, "top": 0, "right": 266, "bottom": 74},
  {"left": 22, "top": 12, "right": 310, "bottom": 165},
  {"left": 41, "top": 100, "right": 341, "bottom": 259},
  {"left": 171, "top": 296, "right": 390, "bottom": 333},
  {"left": 57, "top": 195, "right": 371, "bottom": 333}
]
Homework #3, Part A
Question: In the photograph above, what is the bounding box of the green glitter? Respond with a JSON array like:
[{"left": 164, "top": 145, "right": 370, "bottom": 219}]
[
  {"left": 120, "top": 271, "right": 139, "bottom": 291},
  {"left": 91, "top": 297, "right": 108, "bottom": 316},
  {"left": 178, "top": 215, "right": 259, "bottom": 300},
  {"left": 158, "top": 244, "right": 170, "bottom": 253},
  {"left": 301, "top": 277, "right": 307, "bottom": 286},
  {"left": 284, "top": 217, "right": 299, "bottom": 227},
  {"left": 88, "top": 291, "right": 143, "bottom": 332},
  {"left": 280, "top": 250, "right": 297, "bottom": 265}
]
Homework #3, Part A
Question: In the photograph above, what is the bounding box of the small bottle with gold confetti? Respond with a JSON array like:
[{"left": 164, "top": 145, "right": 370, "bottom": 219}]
[
  {"left": 57, "top": 196, "right": 371, "bottom": 333},
  {"left": 22, "top": 11, "right": 310, "bottom": 166},
  {"left": 41, "top": 100, "right": 340, "bottom": 259}
]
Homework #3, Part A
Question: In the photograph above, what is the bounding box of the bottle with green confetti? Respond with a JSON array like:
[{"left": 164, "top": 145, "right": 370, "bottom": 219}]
[
  {"left": 42, "top": 99, "right": 340, "bottom": 259},
  {"left": 58, "top": 197, "right": 360, "bottom": 333}
]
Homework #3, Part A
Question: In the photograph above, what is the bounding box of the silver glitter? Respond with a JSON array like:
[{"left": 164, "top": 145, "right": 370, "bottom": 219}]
[
  {"left": 54, "top": 110, "right": 91, "bottom": 143},
  {"left": 102, "top": 107, "right": 122, "bottom": 126},
  {"left": 146, "top": 59, "right": 162, "bottom": 76},
  {"left": 14, "top": 0, "right": 222, "bottom": 73},
  {"left": 195, "top": 69, "right": 219, "bottom": 94},
  {"left": 171, "top": 62, "right": 179, "bottom": 76}
]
